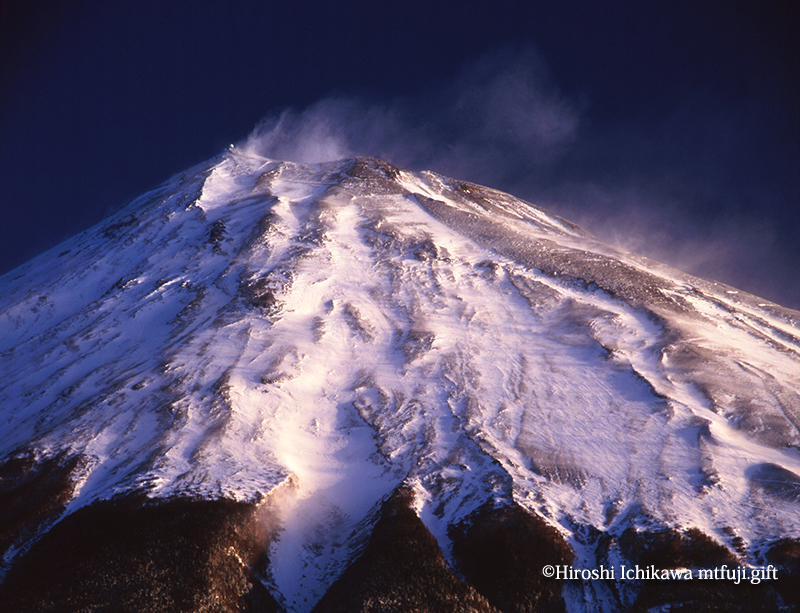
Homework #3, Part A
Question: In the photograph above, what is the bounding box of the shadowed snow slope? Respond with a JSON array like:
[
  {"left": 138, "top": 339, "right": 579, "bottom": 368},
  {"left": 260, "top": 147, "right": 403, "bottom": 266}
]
[{"left": 1, "top": 149, "right": 799, "bottom": 611}]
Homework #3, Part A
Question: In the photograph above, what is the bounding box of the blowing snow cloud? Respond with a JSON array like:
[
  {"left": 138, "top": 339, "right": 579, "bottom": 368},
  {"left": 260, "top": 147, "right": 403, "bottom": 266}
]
[{"left": 241, "top": 45, "right": 800, "bottom": 310}]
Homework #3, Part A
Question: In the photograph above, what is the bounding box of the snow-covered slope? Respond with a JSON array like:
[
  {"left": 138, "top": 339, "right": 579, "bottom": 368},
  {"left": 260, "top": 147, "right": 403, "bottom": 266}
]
[{"left": 1, "top": 149, "right": 799, "bottom": 610}]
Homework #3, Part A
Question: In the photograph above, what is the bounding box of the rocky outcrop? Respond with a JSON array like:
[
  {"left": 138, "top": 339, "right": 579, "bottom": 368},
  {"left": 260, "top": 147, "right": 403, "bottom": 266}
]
[
  {"left": 0, "top": 494, "right": 277, "bottom": 613},
  {"left": 449, "top": 503, "right": 573, "bottom": 613},
  {"left": 311, "top": 487, "right": 496, "bottom": 613}
]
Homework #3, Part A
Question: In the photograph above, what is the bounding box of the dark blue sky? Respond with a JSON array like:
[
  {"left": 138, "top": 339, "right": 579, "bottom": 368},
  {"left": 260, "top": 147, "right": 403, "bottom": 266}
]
[{"left": 2, "top": 1, "right": 799, "bottom": 308}]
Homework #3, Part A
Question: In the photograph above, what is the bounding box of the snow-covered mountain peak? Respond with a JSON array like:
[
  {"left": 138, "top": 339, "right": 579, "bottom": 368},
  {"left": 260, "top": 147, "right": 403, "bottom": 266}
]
[{"left": 1, "top": 150, "right": 799, "bottom": 610}]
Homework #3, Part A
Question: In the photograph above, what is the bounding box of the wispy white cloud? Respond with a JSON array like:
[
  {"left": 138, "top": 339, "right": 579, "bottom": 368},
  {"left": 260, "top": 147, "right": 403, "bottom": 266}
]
[
  {"left": 242, "top": 46, "right": 578, "bottom": 183},
  {"left": 240, "top": 45, "right": 799, "bottom": 309}
]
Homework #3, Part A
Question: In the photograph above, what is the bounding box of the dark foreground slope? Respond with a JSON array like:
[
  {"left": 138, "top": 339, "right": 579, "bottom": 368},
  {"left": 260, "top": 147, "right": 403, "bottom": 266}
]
[
  {"left": 0, "top": 492, "right": 277, "bottom": 613},
  {"left": 2, "top": 476, "right": 796, "bottom": 612}
]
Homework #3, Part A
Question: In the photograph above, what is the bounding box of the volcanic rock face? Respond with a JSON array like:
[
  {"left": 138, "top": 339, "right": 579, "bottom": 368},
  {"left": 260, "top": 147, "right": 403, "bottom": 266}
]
[{"left": 1, "top": 150, "right": 799, "bottom": 611}]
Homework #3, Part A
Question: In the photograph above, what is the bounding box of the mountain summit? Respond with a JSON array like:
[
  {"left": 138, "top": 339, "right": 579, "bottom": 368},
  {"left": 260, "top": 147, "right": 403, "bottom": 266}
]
[{"left": 1, "top": 149, "right": 799, "bottom": 611}]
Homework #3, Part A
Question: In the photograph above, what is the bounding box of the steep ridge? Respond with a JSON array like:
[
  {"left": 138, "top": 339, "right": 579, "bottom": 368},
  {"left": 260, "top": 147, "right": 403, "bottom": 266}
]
[{"left": 0, "top": 149, "right": 798, "bottom": 611}]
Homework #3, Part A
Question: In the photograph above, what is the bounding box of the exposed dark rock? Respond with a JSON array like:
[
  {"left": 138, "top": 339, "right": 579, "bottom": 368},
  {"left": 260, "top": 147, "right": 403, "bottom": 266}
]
[
  {"left": 343, "top": 302, "right": 376, "bottom": 343},
  {"left": 619, "top": 526, "right": 737, "bottom": 570},
  {"left": 400, "top": 328, "right": 435, "bottom": 363},
  {"left": 102, "top": 214, "right": 139, "bottom": 239},
  {"left": 209, "top": 219, "right": 227, "bottom": 252},
  {"left": 346, "top": 157, "right": 402, "bottom": 183},
  {"left": 617, "top": 526, "right": 781, "bottom": 612},
  {"left": 311, "top": 487, "right": 497, "bottom": 613},
  {"left": 0, "top": 450, "right": 87, "bottom": 564},
  {"left": 448, "top": 502, "right": 573, "bottom": 613},
  {"left": 766, "top": 538, "right": 800, "bottom": 610},
  {"left": 240, "top": 274, "right": 289, "bottom": 314},
  {"left": 522, "top": 449, "right": 588, "bottom": 488},
  {"left": 748, "top": 463, "right": 800, "bottom": 502},
  {"left": 341, "top": 158, "right": 407, "bottom": 196},
  {"left": 0, "top": 495, "right": 279, "bottom": 613},
  {"left": 412, "top": 238, "right": 438, "bottom": 262}
]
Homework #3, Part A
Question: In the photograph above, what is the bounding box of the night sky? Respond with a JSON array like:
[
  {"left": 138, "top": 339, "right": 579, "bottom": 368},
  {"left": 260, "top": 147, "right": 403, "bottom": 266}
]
[{"left": 2, "top": 1, "right": 799, "bottom": 309}]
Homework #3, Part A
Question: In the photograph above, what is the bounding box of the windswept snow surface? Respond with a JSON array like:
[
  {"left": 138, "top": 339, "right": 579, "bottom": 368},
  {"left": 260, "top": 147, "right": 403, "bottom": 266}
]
[{"left": 2, "top": 149, "right": 800, "bottom": 609}]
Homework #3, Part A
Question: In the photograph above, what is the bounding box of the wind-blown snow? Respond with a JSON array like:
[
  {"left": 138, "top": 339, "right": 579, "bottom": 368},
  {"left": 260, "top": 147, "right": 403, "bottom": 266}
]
[{"left": 1, "top": 149, "right": 799, "bottom": 609}]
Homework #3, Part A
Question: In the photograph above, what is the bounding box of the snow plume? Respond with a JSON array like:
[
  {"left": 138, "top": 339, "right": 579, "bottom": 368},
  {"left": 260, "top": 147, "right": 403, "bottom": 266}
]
[
  {"left": 532, "top": 96, "right": 800, "bottom": 309},
  {"left": 242, "top": 104, "right": 355, "bottom": 164},
  {"left": 242, "top": 45, "right": 799, "bottom": 310},
  {"left": 543, "top": 182, "right": 786, "bottom": 301},
  {"left": 242, "top": 46, "right": 579, "bottom": 186}
]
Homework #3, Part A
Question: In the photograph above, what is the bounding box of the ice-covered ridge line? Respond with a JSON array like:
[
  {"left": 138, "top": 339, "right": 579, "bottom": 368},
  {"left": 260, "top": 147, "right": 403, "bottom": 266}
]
[
  {"left": 1, "top": 150, "right": 799, "bottom": 608},
  {"left": 400, "top": 169, "right": 586, "bottom": 239}
]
